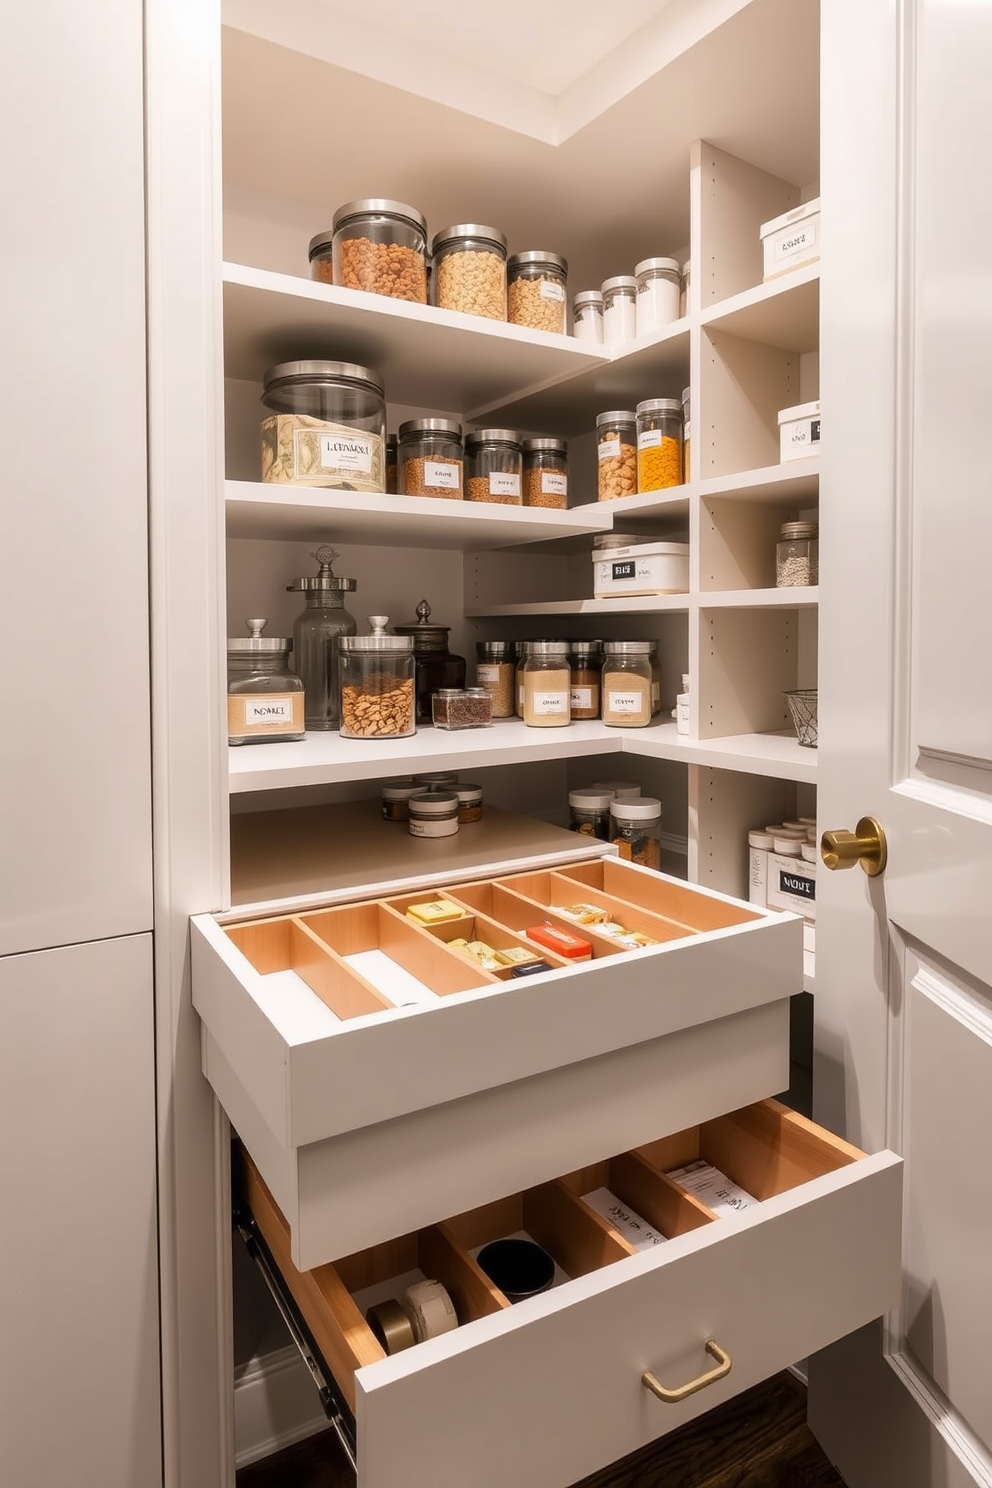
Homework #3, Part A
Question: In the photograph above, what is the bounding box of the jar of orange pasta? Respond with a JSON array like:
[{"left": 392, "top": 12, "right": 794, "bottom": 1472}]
[{"left": 635, "top": 398, "right": 683, "bottom": 492}]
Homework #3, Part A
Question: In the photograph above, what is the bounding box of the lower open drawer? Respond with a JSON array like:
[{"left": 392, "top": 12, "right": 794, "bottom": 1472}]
[{"left": 237, "top": 1099, "right": 902, "bottom": 1488}]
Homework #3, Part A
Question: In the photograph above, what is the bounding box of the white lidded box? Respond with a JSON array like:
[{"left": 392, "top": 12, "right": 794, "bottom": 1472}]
[
  {"left": 766, "top": 851, "right": 816, "bottom": 923},
  {"left": 778, "top": 399, "right": 821, "bottom": 462},
  {"left": 759, "top": 196, "right": 820, "bottom": 280},
  {"left": 592, "top": 540, "right": 689, "bottom": 598}
]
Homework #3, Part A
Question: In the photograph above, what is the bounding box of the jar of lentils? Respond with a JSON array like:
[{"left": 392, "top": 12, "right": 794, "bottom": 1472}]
[
  {"left": 507, "top": 251, "right": 568, "bottom": 334},
  {"left": 635, "top": 398, "right": 684, "bottom": 492},
  {"left": 596, "top": 410, "right": 637, "bottom": 500},
  {"left": 465, "top": 429, "right": 522, "bottom": 504},
  {"left": 398, "top": 418, "right": 464, "bottom": 499},
  {"left": 522, "top": 438, "right": 568, "bottom": 509},
  {"left": 431, "top": 224, "right": 507, "bottom": 320},
  {"left": 331, "top": 198, "right": 428, "bottom": 303}
]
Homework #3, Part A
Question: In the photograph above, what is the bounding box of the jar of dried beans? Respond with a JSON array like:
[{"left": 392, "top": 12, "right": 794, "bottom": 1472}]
[
  {"left": 331, "top": 198, "right": 428, "bottom": 303},
  {"left": 635, "top": 398, "right": 683, "bottom": 492},
  {"left": 776, "top": 521, "right": 819, "bottom": 587},
  {"left": 475, "top": 640, "right": 515, "bottom": 719},
  {"left": 507, "top": 251, "right": 568, "bottom": 334},
  {"left": 465, "top": 429, "right": 522, "bottom": 505},
  {"left": 338, "top": 617, "right": 416, "bottom": 740},
  {"left": 432, "top": 224, "right": 507, "bottom": 320},
  {"left": 596, "top": 411, "right": 637, "bottom": 500},
  {"left": 522, "top": 438, "right": 568, "bottom": 509},
  {"left": 260, "top": 360, "right": 386, "bottom": 490},
  {"left": 569, "top": 640, "right": 602, "bottom": 719},
  {"left": 601, "top": 640, "right": 653, "bottom": 728},
  {"left": 398, "top": 418, "right": 464, "bottom": 499}
]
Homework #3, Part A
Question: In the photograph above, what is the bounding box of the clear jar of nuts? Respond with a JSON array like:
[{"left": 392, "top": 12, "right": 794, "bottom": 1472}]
[
  {"left": 507, "top": 251, "right": 568, "bottom": 334},
  {"left": 522, "top": 438, "right": 568, "bottom": 509},
  {"left": 331, "top": 198, "right": 428, "bottom": 303},
  {"left": 338, "top": 616, "right": 416, "bottom": 739},
  {"left": 398, "top": 418, "right": 464, "bottom": 499},
  {"left": 776, "top": 520, "right": 819, "bottom": 586},
  {"left": 465, "top": 429, "right": 522, "bottom": 504},
  {"left": 596, "top": 410, "right": 637, "bottom": 500},
  {"left": 432, "top": 224, "right": 507, "bottom": 320}
]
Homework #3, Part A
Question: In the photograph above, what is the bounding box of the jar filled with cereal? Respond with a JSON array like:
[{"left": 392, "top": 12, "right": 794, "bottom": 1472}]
[
  {"left": 338, "top": 617, "right": 416, "bottom": 739},
  {"left": 635, "top": 398, "right": 684, "bottom": 492},
  {"left": 331, "top": 198, "right": 428, "bottom": 303},
  {"left": 522, "top": 438, "right": 568, "bottom": 509},
  {"left": 432, "top": 224, "right": 507, "bottom": 320},
  {"left": 507, "top": 251, "right": 568, "bottom": 334},
  {"left": 465, "top": 429, "right": 523, "bottom": 504},
  {"left": 398, "top": 419, "right": 464, "bottom": 499},
  {"left": 596, "top": 410, "right": 637, "bottom": 501}
]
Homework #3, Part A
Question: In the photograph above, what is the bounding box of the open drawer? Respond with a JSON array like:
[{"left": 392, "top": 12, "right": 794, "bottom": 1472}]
[
  {"left": 237, "top": 1100, "right": 902, "bottom": 1488},
  {"left": 193, "top": 851, "right": 802, "bottom": 1265}
]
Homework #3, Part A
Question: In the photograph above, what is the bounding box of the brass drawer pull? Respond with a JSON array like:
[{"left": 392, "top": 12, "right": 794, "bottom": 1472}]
[{"left": 642, "top": 1339, "right": 732, "bottom": 1403}]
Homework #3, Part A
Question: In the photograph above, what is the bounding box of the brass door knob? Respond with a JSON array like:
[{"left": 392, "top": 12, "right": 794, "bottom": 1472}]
[{"left": 820, "top": 817, "right": 887, "bottom": 877}]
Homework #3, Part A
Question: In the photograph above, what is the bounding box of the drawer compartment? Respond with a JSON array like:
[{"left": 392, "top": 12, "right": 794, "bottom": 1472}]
[{"left": 238, "top": 1101, "right": 902, "bottom": 1488}]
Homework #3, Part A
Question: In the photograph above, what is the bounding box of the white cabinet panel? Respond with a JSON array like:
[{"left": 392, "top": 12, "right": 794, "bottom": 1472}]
[{"left": 0, "top": 935, "right": 161, "bottom": 1488}]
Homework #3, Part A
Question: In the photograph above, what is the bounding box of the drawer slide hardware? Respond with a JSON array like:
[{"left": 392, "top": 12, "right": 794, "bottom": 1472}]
[{"left": 642, "top": 1339, "right": 732, "bottom": 1403}]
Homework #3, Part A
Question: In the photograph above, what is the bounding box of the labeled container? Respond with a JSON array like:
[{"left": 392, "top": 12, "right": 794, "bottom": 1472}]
[
  {"left": 568, "top": 788, "right": 613, "bottom": 841},
  {"left": 260, "top": 360, "right": 386, "bottom": 490},
  {"left": 634, "top": 257, "right": 681, "bottom": 336},
  {"left": 381, "top": 779, "right": 420, "bottom": 822},
  {"left": 338, "top": 616, "right": 416, "bottom": 739},
  {"left": 331, "top": 198, "right": 428, "bottom": 302},
  {"left": 227, "top": 619, "right": 305, "bottom": 746},
  {"left": 610, "top": 797, "right": 663, "bottom": 870},
  {"left": 431, "top": 689, "right": 493, "bottom": 729},
  {"left": 569, "top": 640, "right": 602, "bottom": 720},
  {"left": 767, "top": 848, "right": 817, "bottom": 922},
  {"left": 675, "top": 672, "right": 690, "bottom": 735},
  {"left": 431, "top": 224, "right": 507, "bottom": 320},
  {"left": 681, "top": 386, "right": 691, "bottom": 483},
  {"left": 407, "top": 790, "right": 460, "bottom": 839},
  {"left": 592, "top": 539, "right": 690, "bottom": 598},
  {"left": 572, "top": 291, "right": 604, "bottom": 343},
  {"left": 779, "top": 400, "right": 821, "bottom": 462},
  {"left": 596, "top": 410, "right": 637, "bottom": 500},
  {"left": 394, "top": 600, "right": 466, "bottom": 724},
  {"left": 285, "top": 546, "right": 357, "bottom": 730},
  {"left": 760, "top": 197, "right": 821, "bottom": 281},
  {"left": 748, "top": 829, "right": 776, "bottom": 907},
  {"left": 514, "top": 640, "right": 531, "bottom": 718},
  {"left": 507, "top": 251, "right": 568, "bottom": 334},
  {"left": 465, "top": 429, "right": 522, "bottom": 505},
  {"left": 522, "top": 438, "right": 568, "bottom": 509},
  {"left": 635, "top": 398, "right": 683, "bottom": 491},
  {"left": 398, "top": 418, "right": 464, "bottom": 500},
  {"left": 521, "top": 640, "right": 570, "bottom": 728},
  {"left": 649, "top": 642, "right": 663, "bottom": 717},
  {"left": 456, "top": 784, "right": 484, "bottom": 825},
  {"left": 777, "top": 520, "right": 819, "bottom": 587},
  {"left": 601, "top": 640, "right": 653, "bottom": 728},
  {"left": 601, "top": 276, "right": 637, "bottom": 343},
  {"left": 475, "top": 640, "right": 515, "bottom": 719}
]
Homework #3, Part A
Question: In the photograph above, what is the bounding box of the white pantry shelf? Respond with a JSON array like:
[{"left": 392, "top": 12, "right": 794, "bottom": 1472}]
[
  {"left": 700, "top": 462, "right": 820, "bottom": 505},
  {"left": 464, "top": 594, "right": 691, "bottom": 619},
  {"left": 629, "top": 724, "right": 818, "bottom": 784},
  {"left": 699, "top": 587, "right": 818, "bottom": 610},
  {"left": 701, "top": 263, "right": 820, "bottom": 353}
]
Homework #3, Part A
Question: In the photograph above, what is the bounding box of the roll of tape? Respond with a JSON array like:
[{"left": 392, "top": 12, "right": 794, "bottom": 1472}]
[
  {"left": 404, "top": 1279, "right": 458, "bottom": 1343},
  {"left": 365, "top": 1299, "right": 416, "bottom": 1356}
]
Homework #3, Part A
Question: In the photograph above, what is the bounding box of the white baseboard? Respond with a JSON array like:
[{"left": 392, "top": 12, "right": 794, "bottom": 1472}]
[{"left": 234, "top": 1344, "right": 331, "bottom": 1468}]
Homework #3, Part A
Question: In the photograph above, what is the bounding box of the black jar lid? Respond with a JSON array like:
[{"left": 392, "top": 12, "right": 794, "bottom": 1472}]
[{"left": 393, "top": 599, "right": 452, "bottom": 650}]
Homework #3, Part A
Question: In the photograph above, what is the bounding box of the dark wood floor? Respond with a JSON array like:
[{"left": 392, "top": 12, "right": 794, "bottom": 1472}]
[{"left": 238, "top": 1371, "right": 846, "bottom": 1488}]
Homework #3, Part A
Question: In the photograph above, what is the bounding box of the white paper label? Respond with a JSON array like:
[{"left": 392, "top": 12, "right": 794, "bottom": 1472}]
[
  {"left": 748, "top": 845, "right": 768, "bottom": 906},
  {"left": 319, "top": 432, "right": 374, "bottom": 474},
  {"left": 244, "top": 698, "right": 292, "bottom": 725},
  {"left": 581, "top": 1188, "right": 667, "bottom": 1251},
  {"left": 540, "top": 280, "right": 566, "bottom": 301},
  {"left": 570, "top": 686, "right": 593, "bottom": 710},
  {"left": 598, "top": 436, "right": 620, "bottom": 460},
  {"left": 666, "top": 1159, "right": 757, "bottom": 1217},
  {"left": 607, "top": 691, "right": 641, "bottom": 713},
  {"left": 541, "top": 472, "right": 568, "bottom": 496},
  {"left": 774, "top": 219, "right": 818, "bottom": 262},
  {"left": 477, "top": 664, "right": 499, "bottom": 683},
  {"left": 489, "top": 471, "right": 521, "bottom": 497},
  {"left": 424, "top": 459, "right": 460, "bottom": 490},
  {"left": 638, "top": 428, "right": 662, "bottom": 450},
  {"left": 532, "top": 690, "right": 568, "bottom": 715}
]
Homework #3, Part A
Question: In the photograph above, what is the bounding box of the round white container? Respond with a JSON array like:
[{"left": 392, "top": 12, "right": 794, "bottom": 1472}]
[
  {"left": 634, "top": 257, "right": 681, "bottom": 336},
  {"left": 407, "top": 790, "right": 460, "bottom": 838},
  {"left": 601, "top": 276, "right": 637, "bottom": 343}
]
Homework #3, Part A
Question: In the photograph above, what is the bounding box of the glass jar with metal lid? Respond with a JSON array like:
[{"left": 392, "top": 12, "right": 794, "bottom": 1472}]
[
  {"left": 596, "top": 411, "right": 637, "bottom": 500},
  {"left": 634, "top": 257, "right": 682, "bottom": 336},
  {"left": 285, "top": 546, "right": 357, "bottom": 730},
  {"left": 308, "top": 229, "right": 335, "bottom": 284},
  {"left": 572, "top": 290, "right": 604, "bottom": 343},
  {"left": 338, "top": 616, "right": 416, "bottom": 739},
  {"left": 635, "top": 398, "right": 684, "bottom": 492},
  {"left": 601, "top": 276, "right": 637, "bottom": 343},
  {"left": 475, "top": 639, "right": 515, "bottom": 719},
  {"left": 601, "top": 640, "right": 653, "bottom": 727},
  {"left": 465, "top": 429, "right": 522, "bottom": 505},
  {"left": 610, "top": 797, "right": 663, "bottom": 870},
  {"left": 521, "top": 640, "right": 571, "bottom": 728},
  {"left": 227, "top": 619, "right": 305, "bottom": 746},
  {"left": 407, "top": 790, "right": 460, "bottom": 839},
  {"left": 431, "top": 224, "right": 507, "bottom": 320},
  {"left": 514, "top": 639, "right": 532, "bottom": 717},
  {"left": 398, "top": 419, "right": 464, "bottom": 500},
  {"left": 507, "top": 251, "right": 568, "bottom": 334},
  {"left": 776, "top": 520, "right": 819, "bottom": 587},
  {"left": 522, "top": 437, "right": 568, "bottom": 509},
  {"left": 569, "top": 640, "right": 603, "bottom": 720},
  {"left": 393, "top": 599, "right": 466, "bottom": 723},
  {"left": 260, "top": 360, "right": 386, "bottom": 490},
  {"left": 330, "top": 198, "right": 428, "bottom": 303}
]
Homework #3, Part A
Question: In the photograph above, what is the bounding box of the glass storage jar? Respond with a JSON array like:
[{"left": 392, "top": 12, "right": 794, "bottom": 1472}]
[
  {"left": 260, "top": 360, "right": 386, "bottom": 490},
  {"left": 308, "top": 229, "right": 335, "bottom": 283},
  {"left": 475, "top": 640, "right": 515, "bottom": 719},
  {"left": 522, "top": 438, "right": 568, "bottom": 509},
  {"left": 338, "top": 616, "right": 416, "bottom": 739},
  {"left": 610, "top": 797, "right": 663, "bottom": 870},
  {"left": 393, "top": 599, "right": 466, "bottom": 723},
  {"left": 331, "top": 198, "right": 428, "bottom": 303},
  {"left": 601, "top": 640, "right": 653, "bottom": 727},
  {"left": 681, "top": 386, "right": 691, "bottom": 483},
  {"left": 407, "top": 790, "right": 460, "bottom": 839},
  {"left": 413, "top": 771, "right": 459, "bottom": 791},
  {"left": 596, "top": 410, "right": 638, "bottom": 500},
  {"left": 648, "top": 641, "right": 662, "bottom": 717},
  {"left": 776, "top": 520, "right": 819, "bottom": 586},
  {"left": 227, "top": 619, "right": 305, "bottom": 746},
  {"left": 431, "top": 224, "right": 507, "bottom": 320},
  {"left": 456, "top": 784, "right": 484, "bottom": 824},
  {"left": 634, "top": 257, "right": 681, "bottom": 336},
  {"left": 398, "top": 418, "right": 464, "bottom": 499},
  {"left": 285, "top": 546, "right": 357, "bottom": 730},
  {"left": 381, "top": 779, "right": 419, "bottom": 822},
  {"left": 568, "top": 788, "right": 613, "bottom": 841},
  {"left": 465, "top": 429, "right": 522, "bottom": 505},
  {"left": 572, "top": 291, "right": 604, "bottom": 343},
  {"left": 569, "top": 640, "right": 603, "bottom": 719},
  {"left": 635, "top": 398, "right": 683, "bottom": 492},
  {"left": 521, "top": 640, "right": 571, "bottom": 727},
  {"left": 515, "top": 639, "right": 532, "bottom": 718},
  {"left": 506, "top": 251, "right": 568, "bottom": 334},
  {"left": 431, "top": 689, "right": 493, "bottom": 729},
  {"left": 601, "top": 276, "right": 637, "bottom": 342}
]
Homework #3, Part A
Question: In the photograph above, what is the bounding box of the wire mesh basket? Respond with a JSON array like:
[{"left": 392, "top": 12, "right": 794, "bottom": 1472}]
[{"left": 784, "top": 688, "right": 818, "bottom": 748}]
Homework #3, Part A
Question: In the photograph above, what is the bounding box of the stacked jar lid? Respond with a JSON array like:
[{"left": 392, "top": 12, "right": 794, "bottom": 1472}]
[{"left": 572, "top": 258, "right": 686, "bottom": 346}]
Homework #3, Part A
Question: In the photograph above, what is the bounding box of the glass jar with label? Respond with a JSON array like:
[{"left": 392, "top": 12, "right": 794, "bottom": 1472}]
[
  {"left": 475, "top": 639, "right": 515, "bottom": 719},
  {"left": 465, "top": 429, "right": 523, "bottom": 505},
  {"left": 634, "top": 257, "right": 682, "bottom": 336},
  {"left": 596, "top": 410, "right": 637, "bottom": 500},
  {"left": 521, "top": 640, "right": 571, "bottom": 727},
  {"left": 398, "top": 419, "right": 464, "bottom": 500},
  {"left": 522, "top": 438, "right": 568, "bottom": 509},
  {"left": 506, "top": 251, "right": 568, "bottom": 334},
  {"left": 681, "top": 387, "right": 691, "bottom": 483},
  {"left": 610, "top": 797, "right": 663, "bottom": 870},
  {"left": 569, "top": 640, "right": 602, "bottom": 719},
  {"left": 338, "top": 616, "right": 416, "bottom": 740},
  {"left": 676, "top": 672, "right": 690, "bottom": 735},
  {"left": 393, "top": 600, "right": 466, "bottom": 723},
  {"left": 331, "top": 198, "right": 428, "bottom": 303},
  {"left": 407, "top": 790, "right": 460, "bottom": 839},
  {"left": 285, "top": 546, "right": 357, "bottom": 730},
  {"left": 431, "top": 224, "right": 507, "bottom": 320},
  {"left": 572, "top": 290, "right": 604, "bottom": 342},
  {"left": 601, "top": 640, "right": 653, "bottom": 728},
  {"left": 227, "top": 619, "right": 305, "bottom": 746},
  {"left": 456, "top": 784, "right": 484, "bottom": 824},
  {"left": 776, "top": 520, "right": 819, "bottom": 587},
  {"left": 601, "top": 276, "right": 637, "bottom": 343},
  {"left": 635, "top": 398, "right": 684, "bottom": 492},
  {"left": 568, "top": 788, "right": 612, "bottom": 841},
  {"left": 260, "top": 360, "right": 386, "bottom": 490}
]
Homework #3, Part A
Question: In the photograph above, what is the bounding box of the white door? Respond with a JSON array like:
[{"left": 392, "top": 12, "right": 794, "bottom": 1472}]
[{"left": 809, "top": 3, "right": 992, "bottom": 1485}]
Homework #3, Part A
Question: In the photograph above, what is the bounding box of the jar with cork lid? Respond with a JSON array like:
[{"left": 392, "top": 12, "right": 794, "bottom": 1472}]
[
  {"left": 227, "top": 620, "right": 305, "bottom": 745},
  {"left": 337, "top": 617, "right": 416, "bottom": 739}
]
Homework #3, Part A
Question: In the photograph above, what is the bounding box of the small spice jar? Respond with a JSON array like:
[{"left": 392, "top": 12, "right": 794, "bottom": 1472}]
[
  {"left": 601, "top": 640, "right": 654, "bottom": 727},
  {"left": 572, "top": 291, "right": 604, "bottom": 343},
  {"left": 308, "top": 230, "right": 335, "bottom": 284},
  {"left": 521, "top": 640, "right": 571, "bottom": 727},
  {"left": 465, "top": 429, "right": 523, "bottom": 505},
  {"left": 338, "top": 616, "right": 416, "bottom": 739},
  {"left": 227, "top": 619, "right": 305, "bottom": 746},
  {"left": 568, "top": 788, "right": 613, "bottom": 841},
  {"left": 611, "top": 797, "right": 663, "bottom": 870},
  {"left": 601, "top": 276, "right": 637, "bottom": 343},
  {"left": 431, "top": 224, "right": 507, "bottom": 320},
  {"left": 456, "top": 784, "right": 484, "bottom": 825},
  {"left": 393, "top": 600, "right": 466, "bottom": 724},
  {"left": 569, "top": 640, "right": 603, "bottom": 719},
  {"left": 414, "top": 771, "right": 459, "bottom": 791},
  {"left": 385, "top": 435, "right": 398, "bottom": 494},
  {"left": 596, "top": 411, "right": 638, "bottom": 501},
  {"left": 681, "top": 386, "right": 691, "bottom": 483},
  {"left": 398, "top": 418, "right": 464, "bottom": 499},
  {"left": 408, "top": 790, "right": 460, "bottom": 839},
  {"left": 475, "top": 640, "right": 515, "bottom": 719},
  {"left": 522, "top": 438, "right": 568, "bottom": 509},
  {"left": 776, "top": 520, "right": 819, "bottom": 587},
  {"left": 331, "top": 198, "right": 428, "bottom": 303},
  {"left": 431, "top": 688, "right": 493, "bottom": 729},
  {"left": 381, "top": 779, "right": 419, "bottom": 822},
  {"left": 260, "top": 360, "right": 386, "bottom": 490},
  {"left": 507, "top": 252, "right": 568, "bottom": 334},
  {"left": 635, "top": 398, "right": 684, "bottom": 492},
  {"left": 635, "top": 258, "right": 682, "bottom": 336}
]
